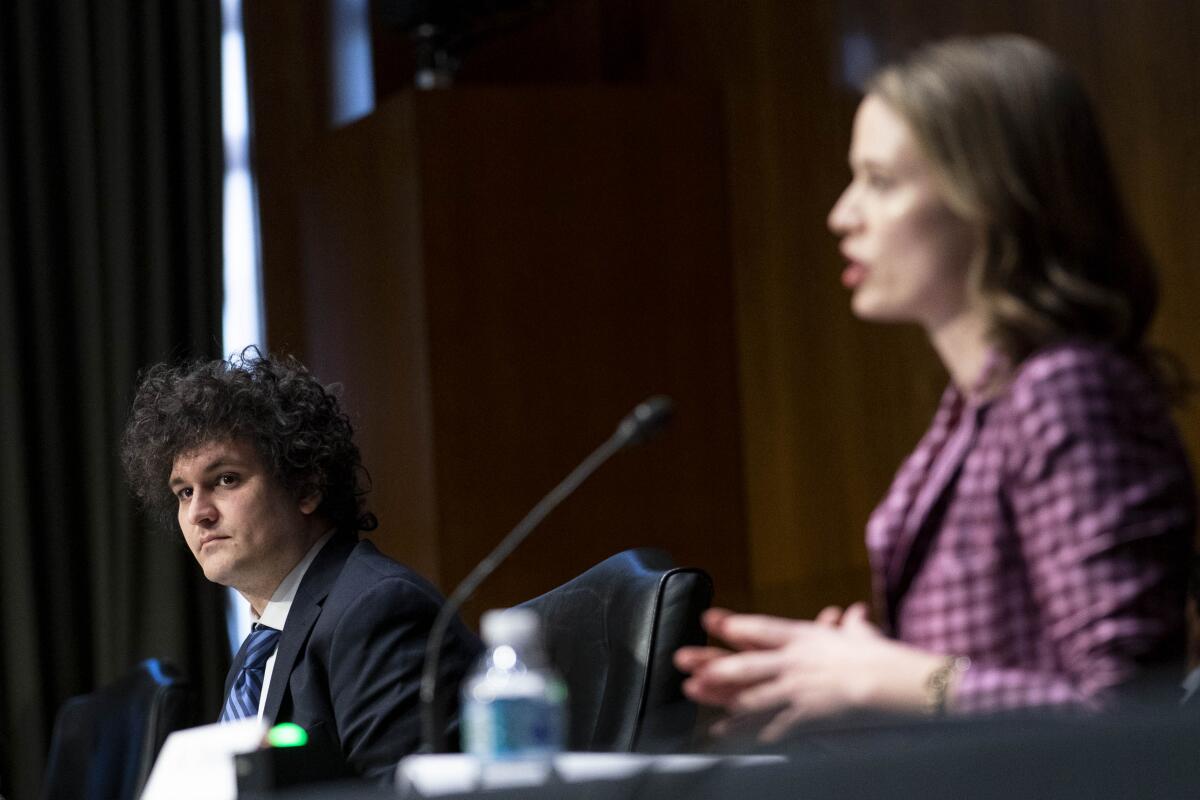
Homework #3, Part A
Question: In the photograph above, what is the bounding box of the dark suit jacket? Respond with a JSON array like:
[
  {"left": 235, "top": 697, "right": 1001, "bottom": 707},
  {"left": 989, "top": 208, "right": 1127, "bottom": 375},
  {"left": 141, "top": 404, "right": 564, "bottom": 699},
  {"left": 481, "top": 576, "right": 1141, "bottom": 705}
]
[{"left": 224, "top": 533, "right": 481, "bottom": 783}]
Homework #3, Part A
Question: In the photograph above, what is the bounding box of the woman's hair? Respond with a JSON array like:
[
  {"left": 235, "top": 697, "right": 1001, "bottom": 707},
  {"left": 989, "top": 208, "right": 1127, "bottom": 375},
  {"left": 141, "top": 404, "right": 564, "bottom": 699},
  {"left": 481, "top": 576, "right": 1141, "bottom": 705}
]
[
  {"left": 868, "top": 35, "right": 1159, "bottom": 365},
  {"left": 121, "top": 347, "right": 377, "bottom": 534}
]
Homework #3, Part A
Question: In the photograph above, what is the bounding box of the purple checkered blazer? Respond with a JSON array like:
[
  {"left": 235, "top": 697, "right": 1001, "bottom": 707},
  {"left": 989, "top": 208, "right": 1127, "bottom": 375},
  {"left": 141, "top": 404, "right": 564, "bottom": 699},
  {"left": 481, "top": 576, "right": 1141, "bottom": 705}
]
[{"left": 867, "top": 341, "right": 1194, "bottom": 712}]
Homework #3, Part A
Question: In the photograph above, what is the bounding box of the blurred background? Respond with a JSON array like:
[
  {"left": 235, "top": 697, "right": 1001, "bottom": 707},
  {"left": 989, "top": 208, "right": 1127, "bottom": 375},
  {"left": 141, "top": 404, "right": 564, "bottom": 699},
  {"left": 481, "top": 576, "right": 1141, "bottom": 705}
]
[{"left": 2, "top": 0, "right": 1197, "bottom": 796}]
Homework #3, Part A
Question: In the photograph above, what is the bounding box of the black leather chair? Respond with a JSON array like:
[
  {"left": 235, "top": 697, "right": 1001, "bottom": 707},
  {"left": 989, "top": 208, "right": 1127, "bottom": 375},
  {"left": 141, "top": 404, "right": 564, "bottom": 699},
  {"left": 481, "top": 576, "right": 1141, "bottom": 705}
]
[
  {"left": 518, "top": 548, "right": 713, "bottom": 753},
  {"left": 41, "top": 658, "right": 191, "bottom": 800}
]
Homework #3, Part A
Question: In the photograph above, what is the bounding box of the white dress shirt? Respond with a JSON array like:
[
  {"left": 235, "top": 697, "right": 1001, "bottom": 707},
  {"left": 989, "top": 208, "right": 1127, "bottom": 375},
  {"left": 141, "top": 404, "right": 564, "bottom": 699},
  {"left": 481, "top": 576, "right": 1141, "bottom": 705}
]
[{"left": 251, "top": 529, "right": 336, "bottom": 721}]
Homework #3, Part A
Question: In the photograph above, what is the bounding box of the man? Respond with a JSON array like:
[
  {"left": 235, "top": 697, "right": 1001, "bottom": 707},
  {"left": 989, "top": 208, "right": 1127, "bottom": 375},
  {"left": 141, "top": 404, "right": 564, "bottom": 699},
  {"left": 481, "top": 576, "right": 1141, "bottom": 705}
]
[{"left": 121, "top": 349, "right": 480, "bottom": 782}]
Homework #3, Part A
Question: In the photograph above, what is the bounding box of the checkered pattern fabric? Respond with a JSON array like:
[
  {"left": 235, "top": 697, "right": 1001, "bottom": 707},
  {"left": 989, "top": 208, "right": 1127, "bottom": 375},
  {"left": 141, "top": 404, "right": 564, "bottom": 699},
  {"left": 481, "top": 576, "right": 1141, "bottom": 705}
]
[
  {"left": 867, "top": 341, "right": 1193, "bottom": 713},
  {"left": 220, "top": 623, "right": 281, "bottom": 722}
]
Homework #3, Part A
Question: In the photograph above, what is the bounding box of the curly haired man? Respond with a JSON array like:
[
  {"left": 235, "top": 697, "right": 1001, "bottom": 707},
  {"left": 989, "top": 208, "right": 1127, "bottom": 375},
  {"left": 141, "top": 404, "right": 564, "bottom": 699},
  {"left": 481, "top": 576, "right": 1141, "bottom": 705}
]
[{"left": 122, "top": 349, "right": 480, "bottom": 782}]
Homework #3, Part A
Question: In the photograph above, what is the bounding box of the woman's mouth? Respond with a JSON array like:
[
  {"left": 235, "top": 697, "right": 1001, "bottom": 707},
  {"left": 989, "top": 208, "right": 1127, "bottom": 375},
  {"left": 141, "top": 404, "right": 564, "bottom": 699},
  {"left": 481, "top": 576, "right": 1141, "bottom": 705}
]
[{"left": 841, "top": 261, "right": 867, "bottom": 288}]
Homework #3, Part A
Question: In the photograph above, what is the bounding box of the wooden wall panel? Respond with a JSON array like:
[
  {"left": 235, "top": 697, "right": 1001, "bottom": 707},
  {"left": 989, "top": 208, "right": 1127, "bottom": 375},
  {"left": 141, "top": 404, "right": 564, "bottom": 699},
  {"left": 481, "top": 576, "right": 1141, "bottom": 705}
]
[
  {"left": 297, "top": 88, "right": 749, "bottom": 623},
  {"left": 294, "top": 98, "right": 442, "bottom": 583},
  {"left": 243, "top": 0, "right": 336, "bottom": 356},
  {"left": 626, "top": 2, "right": 946, "bottom": 616}
]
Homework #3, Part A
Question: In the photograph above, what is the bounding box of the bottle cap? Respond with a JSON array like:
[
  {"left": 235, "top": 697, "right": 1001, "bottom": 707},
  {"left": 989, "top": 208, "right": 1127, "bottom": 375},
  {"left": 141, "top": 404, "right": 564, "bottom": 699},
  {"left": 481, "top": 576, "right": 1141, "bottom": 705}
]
[{"left": 480, "top": 607, "right": 542, "bottom": 647}]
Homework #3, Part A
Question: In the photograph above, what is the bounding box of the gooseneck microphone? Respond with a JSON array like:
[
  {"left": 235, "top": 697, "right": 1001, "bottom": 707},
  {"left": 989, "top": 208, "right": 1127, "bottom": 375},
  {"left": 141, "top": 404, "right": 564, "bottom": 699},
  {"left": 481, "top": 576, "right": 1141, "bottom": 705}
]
[{"left": 419, "top": 395, "right": 675, "bottom": 753}]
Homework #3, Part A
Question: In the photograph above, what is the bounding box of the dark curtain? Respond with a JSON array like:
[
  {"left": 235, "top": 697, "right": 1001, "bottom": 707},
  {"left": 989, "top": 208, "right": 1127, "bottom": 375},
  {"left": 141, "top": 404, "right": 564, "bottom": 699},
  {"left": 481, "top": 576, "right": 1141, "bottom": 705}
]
[{"left": 0, "top": 2, "right": 228, "bottom": 797}]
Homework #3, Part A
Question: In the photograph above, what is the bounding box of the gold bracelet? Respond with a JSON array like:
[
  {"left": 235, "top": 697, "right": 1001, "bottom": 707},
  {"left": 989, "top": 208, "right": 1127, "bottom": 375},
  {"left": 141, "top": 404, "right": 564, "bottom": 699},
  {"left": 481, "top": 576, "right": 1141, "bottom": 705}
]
[{"left": 925, "top": 655, "right": 971, "bottom": 715}]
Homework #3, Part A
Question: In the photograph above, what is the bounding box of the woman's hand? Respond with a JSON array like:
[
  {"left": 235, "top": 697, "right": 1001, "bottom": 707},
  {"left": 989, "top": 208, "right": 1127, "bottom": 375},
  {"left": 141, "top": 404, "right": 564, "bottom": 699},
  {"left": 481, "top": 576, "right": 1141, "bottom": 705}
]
[{"left": 674, "top": 603, "right": 946, "bottom": 741}]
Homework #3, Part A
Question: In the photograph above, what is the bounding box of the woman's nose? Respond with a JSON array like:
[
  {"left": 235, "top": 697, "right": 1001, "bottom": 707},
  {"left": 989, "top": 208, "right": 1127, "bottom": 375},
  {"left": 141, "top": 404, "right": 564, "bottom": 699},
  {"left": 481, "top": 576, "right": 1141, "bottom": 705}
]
[{"left": 827, "top": 183, "right": 858, "bottom": 234}]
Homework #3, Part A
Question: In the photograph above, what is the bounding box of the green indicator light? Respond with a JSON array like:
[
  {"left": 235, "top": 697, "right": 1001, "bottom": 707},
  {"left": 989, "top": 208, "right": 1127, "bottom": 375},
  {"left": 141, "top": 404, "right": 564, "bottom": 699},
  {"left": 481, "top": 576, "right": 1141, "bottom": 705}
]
[{"left": 267, "top": 723, "right": 308, "bottom": 748}]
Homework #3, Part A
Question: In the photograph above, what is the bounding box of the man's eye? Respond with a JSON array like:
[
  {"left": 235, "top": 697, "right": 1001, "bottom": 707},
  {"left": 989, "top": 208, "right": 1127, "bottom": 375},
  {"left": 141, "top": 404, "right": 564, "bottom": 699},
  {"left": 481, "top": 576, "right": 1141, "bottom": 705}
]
[
  {"left": 176, "top": 487, "right": 193, "bottom": 501},
  {"left": 217, "top": 473, "right": 239, "bottom": 487}
]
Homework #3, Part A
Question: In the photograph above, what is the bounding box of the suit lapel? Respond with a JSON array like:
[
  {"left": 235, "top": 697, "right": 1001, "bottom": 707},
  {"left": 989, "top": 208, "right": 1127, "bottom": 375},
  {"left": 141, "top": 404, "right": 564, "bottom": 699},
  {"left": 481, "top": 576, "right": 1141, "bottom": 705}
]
[
  {"left": 877, "top": 350, "right": 1010, "bottom": 629},
  {"left": 884, "top": 401, "right": 984, "bottom": 607},
  {"left": 261, "top": 533, "right": 358, "bottom": 723}
]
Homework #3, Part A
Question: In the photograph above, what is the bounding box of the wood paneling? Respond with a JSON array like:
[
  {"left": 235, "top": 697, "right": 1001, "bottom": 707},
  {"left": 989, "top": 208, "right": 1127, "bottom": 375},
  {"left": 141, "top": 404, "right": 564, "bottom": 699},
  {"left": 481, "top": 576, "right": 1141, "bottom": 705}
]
[
  {"left": 296, "top": 88, "right": 749, "bottom": 622},
  {"left": 243, "top": 0, "right": 336, "bottom": 356}
]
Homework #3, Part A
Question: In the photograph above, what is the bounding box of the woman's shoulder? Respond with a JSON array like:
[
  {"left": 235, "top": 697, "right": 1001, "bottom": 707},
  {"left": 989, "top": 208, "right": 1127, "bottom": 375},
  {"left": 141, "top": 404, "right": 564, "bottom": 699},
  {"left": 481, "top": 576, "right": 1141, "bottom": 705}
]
[
  {"left": 1009, "top": 340, "right": 1152, "bottom": 396},
  {"left": 1003, "top": 339, "right": 1170, "bottom": 426}
]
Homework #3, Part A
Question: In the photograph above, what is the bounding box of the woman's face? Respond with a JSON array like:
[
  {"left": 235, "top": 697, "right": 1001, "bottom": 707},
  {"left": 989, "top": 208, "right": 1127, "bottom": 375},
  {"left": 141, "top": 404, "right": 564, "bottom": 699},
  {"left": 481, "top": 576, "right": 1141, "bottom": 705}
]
[{"left": 827, "top": 94, "right": 979, "bottom": 331}]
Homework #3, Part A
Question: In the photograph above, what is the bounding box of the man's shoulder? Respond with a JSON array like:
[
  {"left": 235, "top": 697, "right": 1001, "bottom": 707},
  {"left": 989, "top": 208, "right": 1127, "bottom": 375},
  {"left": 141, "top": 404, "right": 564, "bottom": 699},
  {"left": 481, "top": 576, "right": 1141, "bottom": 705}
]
[
  {"left": 342, "top": 536, "right": 404, "bottom": 568},
  {"left": 327, "top": 536, "right": 447, "bottom": 611}
]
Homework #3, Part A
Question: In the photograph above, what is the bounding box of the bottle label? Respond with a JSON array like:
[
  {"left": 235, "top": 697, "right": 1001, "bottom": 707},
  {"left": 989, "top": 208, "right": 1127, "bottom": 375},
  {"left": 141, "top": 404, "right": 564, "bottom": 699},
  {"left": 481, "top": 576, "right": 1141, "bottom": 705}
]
[{"left": 464, "top": 696, "right": 566, "bottom": 760}]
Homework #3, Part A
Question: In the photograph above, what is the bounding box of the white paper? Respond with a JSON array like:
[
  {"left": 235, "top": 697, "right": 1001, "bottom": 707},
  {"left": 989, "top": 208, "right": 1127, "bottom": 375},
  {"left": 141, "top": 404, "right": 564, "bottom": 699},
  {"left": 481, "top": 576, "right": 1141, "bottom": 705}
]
[
  {"left": 396, "top": 752, "right": 789, "bottom": 797},
  {"left": 139, "top": 719, "right": 267, "bottom": 800},
  {"left": 396, "top": 754, "right": 482, "bottom": 796}
]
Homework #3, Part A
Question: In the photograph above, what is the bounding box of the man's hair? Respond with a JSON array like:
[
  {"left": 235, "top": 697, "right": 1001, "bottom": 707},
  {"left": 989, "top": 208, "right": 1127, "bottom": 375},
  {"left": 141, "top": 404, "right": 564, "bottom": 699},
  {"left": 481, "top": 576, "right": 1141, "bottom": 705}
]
[
  {"left": 121, "top": 347, "right": 377, "bottom": 534},
  {"left": 869, "top": 35, "right": 1159, "bottom": 365}
]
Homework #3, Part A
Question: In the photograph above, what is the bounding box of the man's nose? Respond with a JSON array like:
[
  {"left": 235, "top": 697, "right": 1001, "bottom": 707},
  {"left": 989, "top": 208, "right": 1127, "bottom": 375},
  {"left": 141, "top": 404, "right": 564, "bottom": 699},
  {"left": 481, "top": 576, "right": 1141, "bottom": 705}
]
[{"left": 187, "top": 490, "right": 218, "bottom": 526}]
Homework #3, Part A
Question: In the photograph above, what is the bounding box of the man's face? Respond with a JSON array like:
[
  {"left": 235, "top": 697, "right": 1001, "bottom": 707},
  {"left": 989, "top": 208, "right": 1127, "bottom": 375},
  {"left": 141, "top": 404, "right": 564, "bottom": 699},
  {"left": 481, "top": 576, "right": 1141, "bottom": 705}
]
[{"left": 169, "top": 438, "right": 320, "bottom": 609}]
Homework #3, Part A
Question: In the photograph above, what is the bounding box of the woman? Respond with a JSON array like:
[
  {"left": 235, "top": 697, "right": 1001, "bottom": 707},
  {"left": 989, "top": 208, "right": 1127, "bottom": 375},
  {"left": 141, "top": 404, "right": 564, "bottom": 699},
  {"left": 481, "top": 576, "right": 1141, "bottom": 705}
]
[{"left": 676, "top": 35, "right": 1195, "bottom": 741}]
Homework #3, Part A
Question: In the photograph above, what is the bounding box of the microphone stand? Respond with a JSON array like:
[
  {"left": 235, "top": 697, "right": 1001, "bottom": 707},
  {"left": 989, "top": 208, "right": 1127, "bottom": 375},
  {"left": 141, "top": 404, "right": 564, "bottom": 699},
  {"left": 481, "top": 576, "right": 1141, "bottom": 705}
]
[{"left": 419, "top": 396, "right": 674, "bottom": 753}]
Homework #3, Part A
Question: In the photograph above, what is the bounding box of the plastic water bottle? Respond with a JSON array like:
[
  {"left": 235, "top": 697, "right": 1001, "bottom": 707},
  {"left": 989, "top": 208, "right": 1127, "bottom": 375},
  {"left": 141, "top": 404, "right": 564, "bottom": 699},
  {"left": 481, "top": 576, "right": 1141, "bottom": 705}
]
[{"left": 461, "top": 607, "right": 567, "bottom": 762}]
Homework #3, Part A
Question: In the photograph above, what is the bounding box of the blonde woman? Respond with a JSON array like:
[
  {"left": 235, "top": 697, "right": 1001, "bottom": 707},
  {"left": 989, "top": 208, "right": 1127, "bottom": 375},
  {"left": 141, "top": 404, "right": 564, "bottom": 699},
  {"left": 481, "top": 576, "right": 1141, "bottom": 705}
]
[{"left": 677, "top": 35, "right": 1194, "bottom": 740}]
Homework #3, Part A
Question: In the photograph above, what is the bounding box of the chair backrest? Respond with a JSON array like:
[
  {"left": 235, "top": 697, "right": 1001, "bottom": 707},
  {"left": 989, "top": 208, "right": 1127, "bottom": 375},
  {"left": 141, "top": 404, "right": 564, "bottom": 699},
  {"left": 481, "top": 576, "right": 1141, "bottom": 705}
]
[
  {"left": 41, "top": 658, "right": 191, "bottom": 800},
  {"left": 518, "top": 548, "right": 713, "bottom": 753},
  {"left": 1181, "top": 665, "right": 1200, "bottom": 706}
]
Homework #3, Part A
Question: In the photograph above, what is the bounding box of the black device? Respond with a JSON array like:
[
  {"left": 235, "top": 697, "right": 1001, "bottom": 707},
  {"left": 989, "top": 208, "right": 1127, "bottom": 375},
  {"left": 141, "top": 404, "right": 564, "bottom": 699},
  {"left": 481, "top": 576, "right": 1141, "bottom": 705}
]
[
  {"left": 234, "top": 722, "right": 352, "bottom": 797},
  {"left": 376, "top": 0, "right": 555, "bottom": 88}
]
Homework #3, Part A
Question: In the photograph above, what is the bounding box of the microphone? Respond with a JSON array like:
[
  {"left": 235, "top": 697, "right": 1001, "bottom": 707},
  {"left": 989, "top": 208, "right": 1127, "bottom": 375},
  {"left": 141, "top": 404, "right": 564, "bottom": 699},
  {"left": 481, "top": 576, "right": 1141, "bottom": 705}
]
[{"left": 418, "top": 395, "right": 676, "bottom": 753}]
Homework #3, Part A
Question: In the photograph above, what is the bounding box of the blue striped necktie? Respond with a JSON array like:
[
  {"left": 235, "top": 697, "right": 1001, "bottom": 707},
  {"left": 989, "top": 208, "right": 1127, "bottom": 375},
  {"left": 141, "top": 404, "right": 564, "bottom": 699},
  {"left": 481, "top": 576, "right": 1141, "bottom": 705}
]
[{"left": 219, "top": 623, "right": 281, "bottom": 722}]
